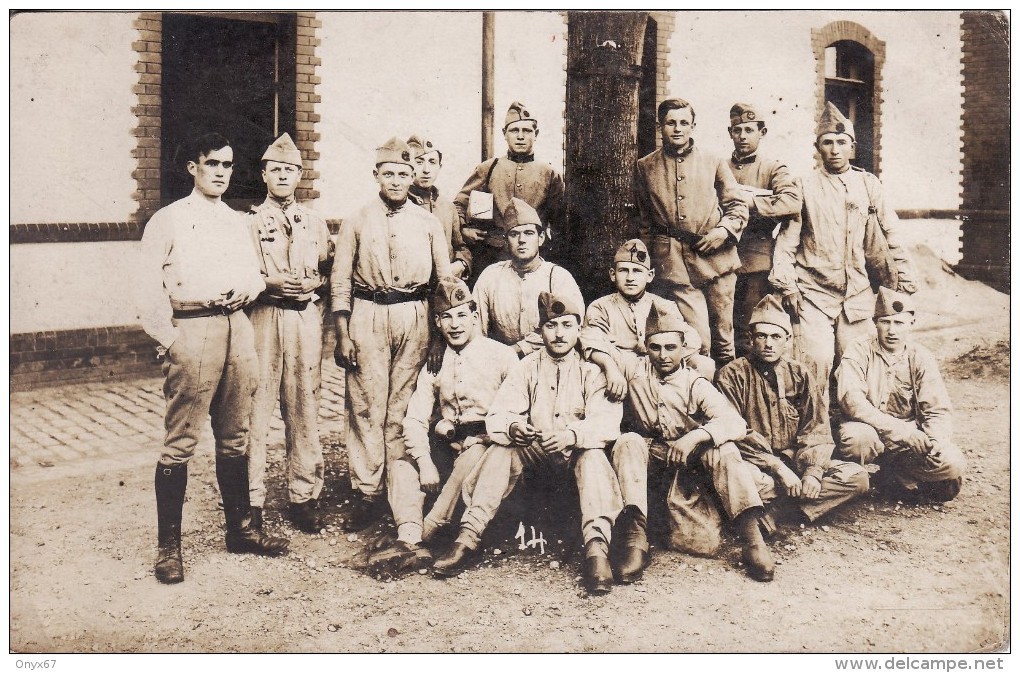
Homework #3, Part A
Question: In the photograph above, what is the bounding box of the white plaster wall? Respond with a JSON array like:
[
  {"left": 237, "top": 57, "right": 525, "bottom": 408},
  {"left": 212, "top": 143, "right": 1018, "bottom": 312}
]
[
  {"left": 10, "top": 12, "right": 139, "bottom": 224},
  {"left": 314, "top": 11, "right": 483, "bottom": 219},
  {"left": 668, "top": 10, "right": 964, "bottom": 211},
  {"left": 10, "top": 242, "right": 144, "bottom": 333}
]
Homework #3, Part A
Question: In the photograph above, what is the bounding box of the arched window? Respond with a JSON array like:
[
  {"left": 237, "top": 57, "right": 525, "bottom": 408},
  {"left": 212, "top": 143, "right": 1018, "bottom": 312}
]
[{"left": 812, "top": 22, "right": 885, "bottom": 174}]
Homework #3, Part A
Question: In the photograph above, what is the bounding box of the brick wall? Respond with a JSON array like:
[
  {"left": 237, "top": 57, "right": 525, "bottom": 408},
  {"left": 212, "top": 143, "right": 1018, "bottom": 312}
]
[
  {"left": 295, "top": 12, "right": 322, "bottom": 202},
  {"left": 648, "top": 11, "right": 675, "bottom": 148},
  {"left": 131, "top": 12, "right": 163, "bottom": 225},
  {"left": 811, "top": 20, "right": 886, "bottom": 175},
  {"left": 10, "top": 327, "right": 161, "bottom": 391},
  {"left": 958, "top": 10, "right": 1009, "bottom": 292}
]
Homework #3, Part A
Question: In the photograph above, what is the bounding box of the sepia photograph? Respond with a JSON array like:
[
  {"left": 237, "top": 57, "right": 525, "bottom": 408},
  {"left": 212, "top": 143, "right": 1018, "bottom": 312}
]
[{"left": 8, "top": 8, "right": 1010, "bottom": 660}]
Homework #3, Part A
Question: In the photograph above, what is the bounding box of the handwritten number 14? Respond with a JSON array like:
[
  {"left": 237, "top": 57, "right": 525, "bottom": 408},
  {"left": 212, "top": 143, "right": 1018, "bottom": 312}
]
[{"left": 515, "top": 522, "right": 547, "bottom": 554}]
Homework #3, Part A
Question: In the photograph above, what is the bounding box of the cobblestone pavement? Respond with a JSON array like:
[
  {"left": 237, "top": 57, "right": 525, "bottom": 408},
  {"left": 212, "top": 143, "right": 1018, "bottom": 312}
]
[{"left": 10, "top": 358, "right": 347, "bottom": 478}]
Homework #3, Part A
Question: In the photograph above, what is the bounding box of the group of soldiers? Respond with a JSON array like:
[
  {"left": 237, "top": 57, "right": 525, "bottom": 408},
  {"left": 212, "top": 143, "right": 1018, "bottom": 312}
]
[{"left": 139, "top": 97, "right": 967, "bottom": 595}]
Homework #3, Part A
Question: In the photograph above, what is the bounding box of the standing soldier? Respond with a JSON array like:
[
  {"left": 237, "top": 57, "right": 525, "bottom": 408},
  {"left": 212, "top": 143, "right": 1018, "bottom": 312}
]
[
  {"left": 368, "top": 277, "right": 519, "bottom": 573},
  {"left": 770, "top": 102, "right": 916, "bottom": 408},
  {"left": 407, "top": 134, "right": 472, "bottom": 279},
  {"left": 246, "top": 133, "right": 333, "bottom": 535},
  {"left": 717, "top": 295, "right": 869, "bottom": 531},
  {"left": 472, "top": 197, "right": 583, "bottom": 358},
  {"left": 635, "top": 98, "right": 749, "bottom": 369},
  {"left": 331, "top": 137, "right": 452, "bottom": 532},
  {"left": 139, "top": 132, "right": 289, "bottom": 585},
  {"left": 725, "top": 103, "right": 802, "bottom": 358},
  {"left": 455, "top": 101, "right": 565, "bottom": 283},
  {"left": 612, "top": 304, "right": 776, "bottom": 582},
  {"left": 836, "top": 288, "right": 966, "bottom": 502}
]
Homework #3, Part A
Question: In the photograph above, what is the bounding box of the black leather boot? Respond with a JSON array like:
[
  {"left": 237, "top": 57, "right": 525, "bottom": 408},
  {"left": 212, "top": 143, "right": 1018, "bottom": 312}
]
[
  {"left": 154, "top": 462, "right": 187, "bottom": 584},
  {"left": 610, "top": 505, "right": 650, "bottom": 584},
  {"left": 250, "top": 506, "right": 264, "bottom": 533},
  {"left": 583, "top": 540, "right": 614, "bottom": 595},
  {"left": 288, "top": 499, "right": 323, "bottom": 534},
  {"left": 216, "top": 455, "right": 289, "bottom": 556}
]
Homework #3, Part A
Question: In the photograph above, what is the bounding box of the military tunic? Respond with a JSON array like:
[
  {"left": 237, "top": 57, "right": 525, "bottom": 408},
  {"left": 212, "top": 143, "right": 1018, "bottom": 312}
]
[
  {"left": 634, "top": 142, "right": 749, "bottom": 364},
  {"left": 138, "top": 189, "right": 265, "bottom": 464},
  {"left": 836, "top": 337, "right": 965, "bottom": 499},
  {"left": 330, "top": 197, "right": 451, "bottom": 500},
  {"left": 409, "top": 184, "right": 471, "bottom": 277},
  {"left": 717, "top": 356, "right": 869, "bottom": 521},
  {"left": 246, "top": 197, "right": 332, "bottom": 508},
  {"left": 473, "top": 259, "right": 584, "bottom": 357}
]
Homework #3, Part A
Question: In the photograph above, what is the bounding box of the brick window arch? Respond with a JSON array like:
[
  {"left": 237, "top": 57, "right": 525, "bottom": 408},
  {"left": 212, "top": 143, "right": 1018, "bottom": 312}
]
[{"left": 811, "top": 21, "right": 886, "bottom": 175}]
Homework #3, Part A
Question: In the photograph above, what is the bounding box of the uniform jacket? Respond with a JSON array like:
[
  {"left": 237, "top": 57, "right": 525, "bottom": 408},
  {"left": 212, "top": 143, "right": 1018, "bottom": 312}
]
[
  {"left": 486, "top": 349, "right": 622, "bottom": 458},
  {"left": 409, "top": 184, "right": 472, "bottom": 275},
  {"left": 716, "top": 356, "right": 834, "bottom": 482},
  {"left": 634, "top": 143, "right": 749, "bottom": 288},
  {"left": 836, "top": 336, "right": 953, "bottom": 448},
  {"left": 728, "top": 153, "right": 802, "bottom": 274},
  {"left": 770, "top": 167, "right": 916, "bottom": 323},
  {"left": 249, "top": 197, "right": 332, "bottom": 303},
  {"left": 329, "top": 197, "right": 452, "bottom": 313}
]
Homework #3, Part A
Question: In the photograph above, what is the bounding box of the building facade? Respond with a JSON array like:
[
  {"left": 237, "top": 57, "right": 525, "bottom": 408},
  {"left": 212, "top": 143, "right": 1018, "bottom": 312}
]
[{"left": 9, "top": 10, "right": 1006, "bottom": 389}]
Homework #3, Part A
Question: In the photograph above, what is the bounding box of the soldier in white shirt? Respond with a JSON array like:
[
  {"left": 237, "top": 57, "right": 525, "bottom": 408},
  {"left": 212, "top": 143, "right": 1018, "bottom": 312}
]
[{"left": 138, "top": 132, "right": 289, "bottom": 584}]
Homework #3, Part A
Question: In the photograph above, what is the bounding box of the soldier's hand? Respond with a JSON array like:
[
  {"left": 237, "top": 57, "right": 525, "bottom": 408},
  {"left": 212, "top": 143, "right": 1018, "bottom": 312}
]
[
  {"left": 418, "top": 457, "right": 442, "bottom": 495},
  {"left": 219, "top": 289, "right": 253, "bottom": 312},
  {"left": 777, "top": 465, "right": 802, "bottom": 497},
  {"left": 800, "top": 475, "right": 822, "bottom": 500},
  {"left": 463, "top": 226, "right": 489, "bottom": 244},
  {"left": 299, "top": 275, "right": 322, "bottom": 295},
  {"left": 509, "top": 422, "right": 538, "bottom": 444},
  {"left": 335, "top": 336, "right": 358, "bottom": 370},
  {"left": 426, "top": 339, "right": 444, "bottom": 375},
  {"left": 904, "top": 428, "right": 933, "bottom": 456},
  {"left": 537, "top": 430, "right": 575, "bottom": 454},
  {"left": 266, "top": 273, "right": 304, "bottom": 298},
  {"left": 693, "top": 227, "right": 729, "bottom": 255},
  {"left": 603, "top": 361, "right": 628, "bottom": 403},
  {"left": 666, "top": 433, "right": 700, "bottom": 468},
  {"left": 782, "top": 290, "right": 803, "bottom": 321}
]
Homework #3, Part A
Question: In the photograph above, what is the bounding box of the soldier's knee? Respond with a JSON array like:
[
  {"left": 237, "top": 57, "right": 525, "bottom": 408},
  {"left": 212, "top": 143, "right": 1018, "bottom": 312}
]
[
  {"left": 612, "top": 433, "right": 646, "bottom": 458},
  {"left": 838, "top": 422, "right": 882, "bottom": 462},
  {"left": 848, "top": 466, "right": 871, "bottom": 495}
]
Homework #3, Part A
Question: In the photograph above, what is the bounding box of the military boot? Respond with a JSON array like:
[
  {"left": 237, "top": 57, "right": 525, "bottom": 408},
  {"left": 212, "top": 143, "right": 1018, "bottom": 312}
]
[
  {"left": 216, "top": 454, "right": 290, "bottom": 556},
  {"left": 610, "top": 505, "right": 650, "bottom": 584},
  {"left": 250, "top": 506, "right": 264, "bottom": 533},
  {"left": 154, "top": 462, "right": 188, "bottom": 584}
]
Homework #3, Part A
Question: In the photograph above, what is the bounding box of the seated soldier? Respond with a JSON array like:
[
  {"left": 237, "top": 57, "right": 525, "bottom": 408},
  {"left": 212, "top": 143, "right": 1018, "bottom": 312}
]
[
  {"left": 836, "top": 288, "right": 966, "bottom": 502},
  {"left": 484, "top": 291, "right": 644, "bottom": 595},
  {"left": 611, "top": 304, "right": 776, "bottom": 582},
  {"left": 473, "top": 198, "right": 584, "bottom": 358},
  {"left": 717, "top": 294, "right": 869, "bottom": 531},
  {"left": 582, "top": 238, "right": 716, "bottom": 404},
  {"left": 369, "top": 277, "right": 520, "bottom": 574}
]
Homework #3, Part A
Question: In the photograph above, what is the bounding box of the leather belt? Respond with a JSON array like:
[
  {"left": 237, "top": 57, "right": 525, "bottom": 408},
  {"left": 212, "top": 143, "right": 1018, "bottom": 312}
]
[
  {"left": 258, "top": 295, "right": 311, "bottom": 311},
  {"left": 170, "top": 299, "right": 237, "bottom": 319},
  {"left": 353, "top": 285, "right": 429, "bottom": 305}
]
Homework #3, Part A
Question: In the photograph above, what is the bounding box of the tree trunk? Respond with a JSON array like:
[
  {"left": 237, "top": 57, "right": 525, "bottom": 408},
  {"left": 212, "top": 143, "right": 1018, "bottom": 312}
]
[{"left": 563, "top": 11, "right": 649, "bottom": 302}]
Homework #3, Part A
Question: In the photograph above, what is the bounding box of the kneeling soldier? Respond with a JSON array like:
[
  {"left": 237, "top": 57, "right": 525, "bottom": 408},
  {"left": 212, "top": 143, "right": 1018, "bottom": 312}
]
[
  {"left": 717, "top": 294, "right": 869, "bottom": 531},
  {"left": 369, "top": 278, "right": 519, "bottom": 573},
  {"left": 613, "top": 304, "right": 776, "bottom": 581},
  {"left": 836, "top": 288, "right": 966, "bottom": 502}
]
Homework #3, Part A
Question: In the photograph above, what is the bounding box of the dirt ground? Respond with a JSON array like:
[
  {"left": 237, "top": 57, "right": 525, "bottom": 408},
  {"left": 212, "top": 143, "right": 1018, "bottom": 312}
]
[{"left": 9, "top": 247, "right": 1010, "bottom": 653}]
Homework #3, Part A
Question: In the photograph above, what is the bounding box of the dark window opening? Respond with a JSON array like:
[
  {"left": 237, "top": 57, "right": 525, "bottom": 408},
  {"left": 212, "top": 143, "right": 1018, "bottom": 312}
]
[
  {"left": 824, "top": 40, "right": 875, "bottom": 172},
  {"left": 637, "top": 17, "right": 658, "bottom": 159},
  {"left": 160, "top": 13, "right": 297, "bottom": 211}
]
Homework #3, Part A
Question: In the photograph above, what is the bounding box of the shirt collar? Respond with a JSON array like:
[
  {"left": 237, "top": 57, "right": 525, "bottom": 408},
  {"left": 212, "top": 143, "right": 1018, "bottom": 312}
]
[
  {"left": 731, "top": 151, "right": 757, "bottom": 165},
  {"left": 663, "top": 139, "right": 695, "bottom": 159},
  {"left": 507, "top": 151, "right": 535, "bottom": 163},
  {"left": 408, "top": 184, "right": 438, "bottom": 205}
]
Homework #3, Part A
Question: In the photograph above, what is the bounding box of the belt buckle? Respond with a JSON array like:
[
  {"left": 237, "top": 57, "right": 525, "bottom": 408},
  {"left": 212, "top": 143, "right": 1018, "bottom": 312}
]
[
  {"left": 218, "top": 304, "right": 232, "bottom": 315},
  {"left": 373, "top": 289, "right": 387, "bottom": 304}
]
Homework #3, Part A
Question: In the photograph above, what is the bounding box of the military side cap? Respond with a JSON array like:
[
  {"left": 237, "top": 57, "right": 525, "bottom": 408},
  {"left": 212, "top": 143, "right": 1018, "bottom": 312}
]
[
  {"left": 816, "top": 101, "right": 855, "bottom": 141},
  {"left": 433, "top": 276, "right": 473, "bottom": 315},
  {"left": 874, "top": 286, "right": 915, "bottom": 318},
  {"left": 376, "top": 137, "right": 414, "bottom": 167},
  {"left": 538, "top": 290, "right": 583, "bottom": 324},
  {"left": 749, "top": 293, "right": 792, "bottom": 335},
  {"left": 262, "top": 133, "right": 302, "bottom": 167},
  {"left": 407, "top": 134, "right": 440, "bottom": 160},
  {"left": 501, "top": 197, "right": 543, "bottom": 233},
  {"left": 614, "top": 239, "right": 651, "bottom": 269},
  {"left": 504, "top": 101, "right": 536, "bottom": 130},
  {"left": 644, "top": 303, "right": 701, "bottom": 358},
  {"left": 729, "top": 103, "right": 761, "bottom": 127}
]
